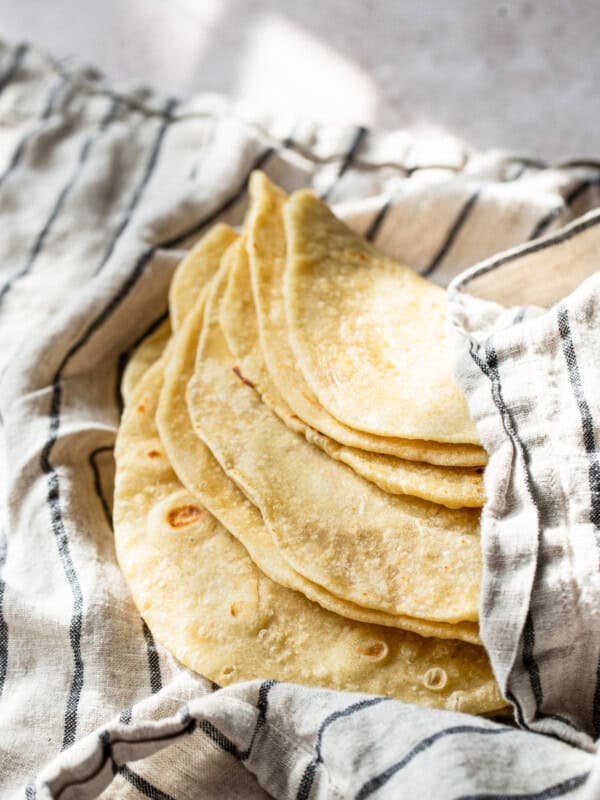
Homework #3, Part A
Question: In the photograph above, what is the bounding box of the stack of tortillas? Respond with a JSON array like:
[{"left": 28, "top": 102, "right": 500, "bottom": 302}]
[{"left": 114, "top": 172, "right": 506, "bottom": 715}]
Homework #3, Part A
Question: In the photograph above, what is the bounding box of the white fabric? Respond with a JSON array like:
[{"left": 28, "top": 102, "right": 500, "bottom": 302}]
[
  {"left": 3, "top": 38, "right": 600, "bottom": 799},
  {"left": 448, "top": 212, "right": 600, "bottom": 751}
]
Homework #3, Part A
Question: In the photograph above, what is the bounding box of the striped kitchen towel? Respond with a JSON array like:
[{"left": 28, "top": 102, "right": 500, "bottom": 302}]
[{"left": 2, "top": 37, "right": 600, "bottom": 799}]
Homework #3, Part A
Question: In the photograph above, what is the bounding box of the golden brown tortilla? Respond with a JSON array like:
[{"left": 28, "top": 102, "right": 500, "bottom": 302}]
[
  {"left": 115, "top": 363, "right": 502, "bottom": 713},
  {"left": 121, "top": 319, "right": 171, "bottom": 406},
  {"left": 169, "top": 222, "right": 237, "bottom": 331},
  {"left": 284, "top": 188, "right": 480, "bottom": 444},
  {"left": 159, "top": 251, "right": 481, "bottom": 643},
  {"left": 247, "top": 171, "right": 486, "bottom": 465},
  {"left": 187, "top": 254, "right": 482, "bottom": 624},
  {"left": 222, "top": 228, "right": 484, "bottom": 509}
]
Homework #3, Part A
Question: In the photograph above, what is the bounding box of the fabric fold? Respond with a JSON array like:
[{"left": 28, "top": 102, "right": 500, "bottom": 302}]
[{"left": 448, "top": 210, "right": 600, "bottom": 750}]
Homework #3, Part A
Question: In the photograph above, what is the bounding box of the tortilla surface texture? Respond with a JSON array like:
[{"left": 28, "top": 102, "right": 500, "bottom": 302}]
[
  {"left": 222, "top": 228, "right": 484, "bottom": 509},
  {"left": 187, "top": 253, "right": 482, "bottom": 624},
  {"left": 247, "top": 171, "right": 486, "bottom": 466},
  {"left": 284, "top": 189, "right": 480, "bottom": 445},
  {"left": 121, "top": 318, "right": 171, "bottom": 406},
  {"left": 159, "top": 247, "right": 480, "bottom": 642},
  {"left": 169, "top": 222, "right": 237, "bottom": 331},
  {"left": 115, "top": 364, "right": 502, "bottom": 713}
]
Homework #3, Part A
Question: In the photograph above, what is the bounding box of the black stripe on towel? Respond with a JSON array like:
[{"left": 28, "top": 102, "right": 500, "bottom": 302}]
[
  {"left": 461, "top": 206, "right": 600, "bottom": 291},
  {"left": 118, "top": 765, "right": 177, "bottom": 800},
  {"left": 0, "top": 76, "right": 67, "bottom": 187},
  {"left": 141, "top": 620, "right": 162, "bottom": 695},
  {"left": 26, "top": 97, "right": 121, "bottom": 751},
  {"left": 421, "top": 189, "right": 480, "bottom": 278},
  {"left": 192, "top": 679, "right": 276, "bottom": 763},
  {"left": 296, "top": 696, "right": 390, "bottom": 800},
  {"left": 53, "top": 718, "right": 197, "bottom": 798},
  {"left": 320, "top": 126, "right": 368, "bottom": 201},
  {"left": 0, "top": 96, "right": 120, "bottom": 311},
  {"left": 455, "top": 770, "right": 588, "bottom": 800},
  {"left": 0, "top": 43, "right": 28, "bottom": 94},
  {"left": 365, "top": 195, "right": 393, "bottom": 242},
  {"left": 521, "top": 610, "right": 544, "bottom": 713},
  {"left": 0, "top": 530, "right": 8, "bottom": 697},
  {"left": 529, "top": 177, "right": 600, "bottom": 241},
  {"left": 557, "top": 304, "right": 600, "bottom": 534},
  {"left": 93, "top": 98, "right": 178, "bottom": 276},
  {"left": 88, "top": 445, "right": 114, "bottom": 530},
  {"left": 40, "top": 415, "right": 85, "bottom": 750},
  {"left": 355, "top": 723, "right": 512, "bottom": 800}
]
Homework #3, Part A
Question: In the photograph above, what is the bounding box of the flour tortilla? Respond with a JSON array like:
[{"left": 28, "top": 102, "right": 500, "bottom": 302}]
[
  {"left": 159, "top": 256, "right": 480, "bottom": 643},
  {"left": 222, "top": 231, "right": 484, "bottom": 509},
  {"left": 247, "top": 171, "right": 486, "bottom": 466},
  {"left": 122, "top": 223, "right": 236, "bottom": 404},
  {"left": 284, "top": 189, "right": 480, "bottom": 445},
  {"left": 121, "top": 318, "right": 171, "bottom": 406},
  {"left": 169, "top": 223, "right": 237, "bottom": 331},
  {"left": 116, "top": 363, "right": 502, "bottom": 712},
  {"left": 305, "top": 430, "right": 484, "bottom": 509},
  {"left": 187, "top": 256, "right": 482, "bottom": 623}
]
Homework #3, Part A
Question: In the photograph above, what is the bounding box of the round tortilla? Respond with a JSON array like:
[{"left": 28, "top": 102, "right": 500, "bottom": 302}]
[
  {"left": 116, "top": 363, "right": 503, "bottom": 713},
  {"left": 121, "top": 224, "right": 236, "bottom": 405},
  {"left": 283, "top": 189, "right": 480, "bottom": 444},
  {"left": 222, "top": 231, "right": 484, "bottom": 509},
  {"left": 121, "top": 318, "right": 171, "bottom": 406},
  {"left": 158, "top": 255, "right": 481, "bottom": 643},
  {"left": 169, "top": 222, "right": 237, "bottom": 331},
  {"left": 187, "top": 256, "right": 482, "bottom": 624},
  {"left": 246, "top": 171, "right": 486, "bottom": 467}
]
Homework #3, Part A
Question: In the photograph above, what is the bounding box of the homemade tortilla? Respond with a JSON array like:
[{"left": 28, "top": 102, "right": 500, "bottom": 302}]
[
  {"left": 169, "top": 222, "right": 237, "bottom": 331},
  {"left": 246, "top": 171, "right": 486, "bottom": 467},
  {"left": 222, "top": 231, "right": 484, "bottom": 509},
  {"left": 115, "top": 363, "right": 502, "bottom": 713},
  {"left": 121, "top": 318, "right": 171, "bottom": 406},
  {"left": 159, "top": 250, "right": 480, "bottom": 642},
  {"left": 284, "top": 189, "right": 480, "bottom": 444},
  {"left": 122, "top": 224, "right": 236, "bottom": 404},
  {"left": 187, "top": 254, "right": 482, "bottom": 623}
]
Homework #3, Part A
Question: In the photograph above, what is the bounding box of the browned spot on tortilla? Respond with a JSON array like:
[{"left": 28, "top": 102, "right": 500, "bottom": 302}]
[
  {"left": 232, "top": 365, "right": 255, "bottom": 389},
  {"left": 137, "top": 402, "right": 146, "bottom": 413},
  {"left": 166, "top": 504, "right": 203, "bottom": 528},
  {"left": 147, "top": 449, "right": 161, "bottom": 458},
  {"left": 222, "top": 666, "right": 235, "bottom": 677},
  {"left": 229, "top": 603, "right": 239, "bottom": 617},
  {"left": 362, "top": 642, "right": 386, "bottom": 658},
  {"left": 348, "top": 249, "right": 369, "bottom": 262},
  {"left": 423, "top": 667, "right": 448, "bottom": 691}
]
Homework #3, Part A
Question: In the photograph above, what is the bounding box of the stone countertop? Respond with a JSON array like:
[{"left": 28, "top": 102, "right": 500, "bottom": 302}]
[{"left": 0, "top": 0, "right": 597, "bottom": 161}]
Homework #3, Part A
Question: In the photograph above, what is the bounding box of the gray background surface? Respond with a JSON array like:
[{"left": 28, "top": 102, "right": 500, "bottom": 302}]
[{"left": 0, "top": 0, "right": 597, "bottom": 160}]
